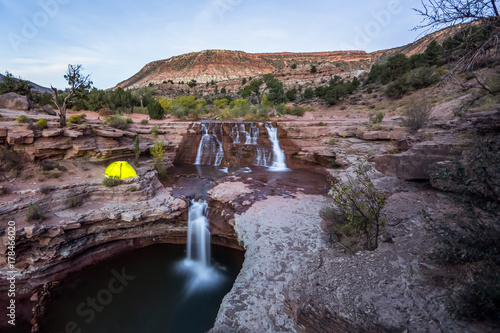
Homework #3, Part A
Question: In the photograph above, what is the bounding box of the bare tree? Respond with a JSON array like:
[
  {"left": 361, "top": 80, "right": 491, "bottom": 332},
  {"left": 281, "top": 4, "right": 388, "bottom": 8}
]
[
  {"left": 414, "top": 0, "right": 499, "bottom": 31},
  {"left": 51, "top": 64, "right": 92, "bottom": 127}
]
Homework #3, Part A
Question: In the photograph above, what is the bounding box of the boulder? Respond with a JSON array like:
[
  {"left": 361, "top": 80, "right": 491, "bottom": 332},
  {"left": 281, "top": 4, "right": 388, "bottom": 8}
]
[
  {"left": 42, "top": 105, "right": 57, "bottom": 116},
  {"left": 0, "top": 92, "right": 33, "bottom": 111}
]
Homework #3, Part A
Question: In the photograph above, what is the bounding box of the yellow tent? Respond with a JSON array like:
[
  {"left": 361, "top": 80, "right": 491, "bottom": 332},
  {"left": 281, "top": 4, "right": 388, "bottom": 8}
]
[{"left": 104, "top": 161, "right": 137, "bottom": 179}]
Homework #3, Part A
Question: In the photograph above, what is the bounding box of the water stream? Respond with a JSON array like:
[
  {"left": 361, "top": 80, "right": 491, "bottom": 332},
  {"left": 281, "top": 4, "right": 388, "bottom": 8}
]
[
  {"left": 194, "top": 123, "right": 224, "bottom": 166},
  {"left": 265, "top": 123, "right": 290, "bottom": 171}
]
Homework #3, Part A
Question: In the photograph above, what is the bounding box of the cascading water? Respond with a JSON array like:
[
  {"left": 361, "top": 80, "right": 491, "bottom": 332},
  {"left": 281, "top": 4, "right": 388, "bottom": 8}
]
[
  {"left": 194, "top": 123, "right": 224, "bottom": 166},
  {"left": 265, "top": 123, "right": 290, "bottom": 171},
  {"left": 230, "top": 123, "right": 259, "bottom": 145},
  {"left": 254, "top": 147, "right": 272, "bottom": 167},
  {"left": 179, "top": 199, "right": 223, "bottom": 291},
  {"left": 186, "top": 199, "right": 211, "bottom": 268}
]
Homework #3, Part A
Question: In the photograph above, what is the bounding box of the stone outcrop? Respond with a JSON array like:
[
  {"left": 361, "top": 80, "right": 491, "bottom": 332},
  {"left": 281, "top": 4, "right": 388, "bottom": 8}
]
[
  {"left": 0, "top": 92, "right": 33, "bottom": 111},
  {"left": 0, "top": 168, "right": 188, "bottom": 294},
  {"left": 373, "top": 141, "right": 461, "bottom": 180}
]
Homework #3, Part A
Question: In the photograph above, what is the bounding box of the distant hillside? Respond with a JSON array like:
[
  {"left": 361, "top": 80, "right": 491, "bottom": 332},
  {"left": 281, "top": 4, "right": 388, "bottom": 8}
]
[
  {"left": 0, "top": 73, "right": 52, "bottom": 94},
  {"left": 113, "top": 25, "right": 461, "bottom": 91}
]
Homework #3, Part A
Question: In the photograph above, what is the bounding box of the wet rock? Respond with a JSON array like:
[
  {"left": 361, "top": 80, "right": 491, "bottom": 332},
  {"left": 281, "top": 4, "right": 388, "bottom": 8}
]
[{"left": 208, "top": 181, "right": 254, "bottom": 203}]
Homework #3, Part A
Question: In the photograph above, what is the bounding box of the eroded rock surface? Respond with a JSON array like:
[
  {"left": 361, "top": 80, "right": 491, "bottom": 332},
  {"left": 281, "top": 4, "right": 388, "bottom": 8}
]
[{"left": 210, "top": 194, "right": 326, "bottom": 333}]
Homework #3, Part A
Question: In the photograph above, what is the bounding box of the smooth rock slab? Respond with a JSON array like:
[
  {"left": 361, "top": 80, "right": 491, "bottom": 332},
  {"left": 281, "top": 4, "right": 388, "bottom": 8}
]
[{"left": 210, "top": 194, "right": 326, "bottom": 333}]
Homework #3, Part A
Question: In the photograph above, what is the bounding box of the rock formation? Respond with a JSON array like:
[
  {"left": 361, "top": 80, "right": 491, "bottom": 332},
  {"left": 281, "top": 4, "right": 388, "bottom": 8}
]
[{"left": 0, "top": 92, "right": 33, "bottom": 111}]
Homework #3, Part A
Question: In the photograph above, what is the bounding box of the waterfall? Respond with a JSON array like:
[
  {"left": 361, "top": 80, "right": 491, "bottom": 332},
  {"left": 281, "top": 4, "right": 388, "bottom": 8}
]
[
  {"left": 254, "top": 147, "right": 271, "bottom": 167},
  {"left": 230, "top": 123, "right": 259, "bottom": 145},
  {"left": 248, "top": 123, "right": 259, "bottom": 145},
  {"left": 186, "top": 199, "right": 211, "bottom": 268},
  {"left": 194, "top": 123, "right": 224, "bottom": 166},
  {"left": 230, "top": 124, "right": 240, "bottom": 144},
  {"left": 265, "top": 123, "right": 289, "bottom": 171}
]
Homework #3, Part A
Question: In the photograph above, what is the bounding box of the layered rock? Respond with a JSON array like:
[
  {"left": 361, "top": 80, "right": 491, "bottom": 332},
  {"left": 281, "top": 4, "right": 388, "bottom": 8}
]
[{"left": 0, "top": 168, "right": 188, "bottom": 295}]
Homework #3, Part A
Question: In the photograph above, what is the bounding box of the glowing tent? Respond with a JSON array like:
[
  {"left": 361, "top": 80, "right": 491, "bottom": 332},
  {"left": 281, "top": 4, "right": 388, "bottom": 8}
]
[{"left": 104, "top": 161, "right": 137, "bottom": 179}]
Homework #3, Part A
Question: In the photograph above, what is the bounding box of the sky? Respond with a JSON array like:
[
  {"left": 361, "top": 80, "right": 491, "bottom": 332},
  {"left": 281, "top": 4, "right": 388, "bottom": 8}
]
[{"left": 0, "top": 0, "right": 427, "bottom": 90}]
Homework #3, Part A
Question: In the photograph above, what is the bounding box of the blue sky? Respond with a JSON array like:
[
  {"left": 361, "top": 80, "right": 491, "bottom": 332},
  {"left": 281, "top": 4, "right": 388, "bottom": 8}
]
[{"left": 0, "top": 0, "right": 426, "bottom": 89}]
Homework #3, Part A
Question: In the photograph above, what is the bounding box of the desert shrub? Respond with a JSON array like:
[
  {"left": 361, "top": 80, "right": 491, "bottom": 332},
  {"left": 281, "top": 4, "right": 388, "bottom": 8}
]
[
  {"left": 40, "top": 185, "right": 55, "bottom": 194},
  {"left": 324, "top": 160, "right": 386, "bottom": 251},
  {"left": 425, "top": 137, "right": 500, "bottom": 321},
  {"left": 370, "top": 111, "right": 384, "bottom": 124},
  {"left": 150, "top": 124, "right": 159, "bottom": 137},
  {"left": 286, "top": 106, "right": 306, "bottom": 116},
  {"left": 36, "top": 118, "right": 47, "bottom": 129},
  {"left": 303, "top": 88, "right": 315, "bottom": 99},
  {"left": 98, "top": 108, "right": 113, "bottom": 116},
  {"left": 275, "top": 103, "right": 286, "bottom": 115},
  {"left": 102, "top": 176, "right": 121, "bottom": 187},
  {"left": 328, "top": 137, "right": 336, "bottom": 145},
  {"left": 49, "top": 172, "right": 61, "bottom": 179},
  {"left": 133, "top": 135, "right": 140, "bottom": 167},
  {"left": 126, "top": 117, "right": 133, "bottom": 124},
  {"left": 409, "top": 67, "right": 440, "bottom": 89},
  {"left": 66, "top": 195, "right": 82, "bottom": 208},
  {"left": 401, "top": 100, "right": 431, "bottom": 133},
  {"left": 140, "top": 119, "right": 148, "bottom": 125},
  {"left": 16, "top": 115, "right": 29, "bottom": 123},
  {"left": 105, "top": 115, "right": 129, "bottom": 130},
  {"left": 68, "top": 114, "right": 82, "bottom": 125},
  {"left": 385, "top": 76, "right": 410, "bottom": 98},
  {"left": 147, "top": 100, "right": 165, "bottom": 120},
  {"left": 0, "top": 187, "right": 7, "bottom": 196},
  {"left": 129, "top": 186, "right": 137, "bottom": 192},
  {"left": 26, "top": 204, "right": 42, "bottom": 221}
]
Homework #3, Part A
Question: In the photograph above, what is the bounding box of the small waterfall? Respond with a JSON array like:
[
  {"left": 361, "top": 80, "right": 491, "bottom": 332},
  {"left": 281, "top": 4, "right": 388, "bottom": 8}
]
[
  {"left": 230, "top": 124, "right": 240, "bottom": 144},
  {"left": 230, "top": 123, "right": 259, "bottom": 145},
  {"left": 194, "top": 123, "right": 224, "bottom": 166},
  {"left": 254, "top": 147, "right": 272, "bottom": 167},
  {"left": 265, "top": 123, "right": 289, "bottom": 171},
  {"left": 186, "top": 199, "right": 211, "bottom": 268},
  {"left": 248, "top": 123, "right": 259, "bottom": 145}
]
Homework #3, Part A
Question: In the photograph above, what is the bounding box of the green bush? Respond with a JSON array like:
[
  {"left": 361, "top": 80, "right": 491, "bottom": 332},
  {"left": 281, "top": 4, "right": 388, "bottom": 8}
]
[
  {"left": 409, "top": 67, "right": 440, "bottom": 89},
  {"left": 0, "top": 186, "right": 7, "bottom": 196},
  {"left": 401, "top": 100, "right": 431, "bottom": 133},
  {"left": 68, "top": 114, "right": 82, "bottom": 125},
  {"left": 310, "top": 65, "right": 317, "bottom": 73},
  {"left": 126, "top": 117, "right": 133, "bottom": 124},
  {"left": 129, "top": 185, "right": 137, "bottom": 192},
  {"left": 370, "top": 111, "right": 384, "bottom": 124},
  {"left": 16, "top": 115, "right": 29, "bottom": 123},
  {"left": 66, "top": 195, "right": 82, "bottom": 208},
  {"left": 147, "top": 100, "right": 165, "bottom": 120},
  {"left": 49, "top": 172, "right": 61, "bottom": 179},
  {"left": 286, "top": 106, "right": 306, "bottom": 116},
  {"left": 385, "top": 76, "right": 410, "bottom": 98},
  {"left": 324, "top": 160, "right": 386, "bottom": 251},
  {"left": 36, "top": 118, "right": 48, "bottom": 129},
  {"left": 140, "top": 119, "right": 148, "bottom": 125},
  {"left": 150, "top": 124, "right": 159, "bottom": 137},
  {"left": 102, "top": 177, "right": 121, "bottom": 187},
  {"left": 26, "top": 204, "right": 42, "bottom": 221},
  {"left": 105, "top": 115, "right": 130, "bottom": 130}
]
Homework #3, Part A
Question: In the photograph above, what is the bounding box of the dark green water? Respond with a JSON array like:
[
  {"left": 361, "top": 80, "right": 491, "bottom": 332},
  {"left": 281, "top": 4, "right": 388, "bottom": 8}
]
[{"left": 42, "top": 244, "right": 244, "bottom": 333}]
